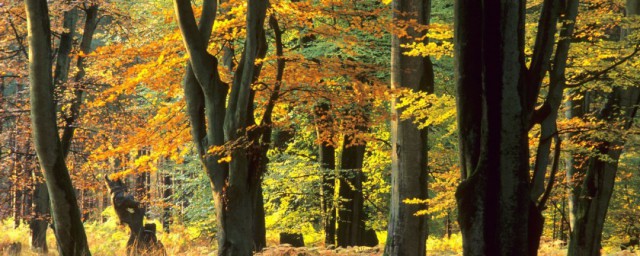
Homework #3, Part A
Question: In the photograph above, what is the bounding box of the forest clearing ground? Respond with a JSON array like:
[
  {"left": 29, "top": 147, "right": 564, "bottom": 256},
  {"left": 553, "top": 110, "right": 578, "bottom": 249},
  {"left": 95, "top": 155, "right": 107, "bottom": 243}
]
[{"left": 1, "top": 218, "right": 637, "bottom": 255}]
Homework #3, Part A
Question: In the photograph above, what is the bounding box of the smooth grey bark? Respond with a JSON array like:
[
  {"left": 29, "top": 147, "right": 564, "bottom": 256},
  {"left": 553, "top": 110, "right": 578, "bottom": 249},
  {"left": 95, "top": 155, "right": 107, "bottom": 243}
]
[
  {"left": 30, "top": 7, "right": 79, "bottom": 252},
  {"left": 53, "top": 8, "right": 78, "bottom": 89},
  {"left": 385, "top": 0, "right": 432, "bottom": 255},
  {"left": 25, "top": 0, "right": 91, "bottom": 255},
  {"left": 60, "top": 5, "right": 99, "bottom": 158},
  {"left": 250, "top": 15, "right": 288, "bottom": 251},
  {"left": 530, "top": 0, "right": 578, "bottom": 202}
]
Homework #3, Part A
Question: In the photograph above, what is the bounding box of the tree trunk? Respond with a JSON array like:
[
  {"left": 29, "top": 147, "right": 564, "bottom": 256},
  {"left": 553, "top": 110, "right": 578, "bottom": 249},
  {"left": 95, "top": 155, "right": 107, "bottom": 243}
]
[
  {"left": 252, "top": 183, "right": 266, "bottom": 251},
  {"left": 568, "top": 87, "right": 640, "bottom": 255},
  {"left": 565, "top": 94, "right": 587, "bottom": 239},
  {"left": 29, "top": 5, "right": 100, "bottom": 249},
  {"left": 337, "top": 138, "right": 365, "bottom": 246},
  {"left": 162, "top": 173, "right": 172, "bottom": 233},
  {"left": 315, "top": 102, "right": 337, "bottom": 246},
  {"left": 454, "top": 0, "right": 530, "bottom": 255},
  {"left": 528, "top": 0, "right": 579, "bottom": 252},
  {"left": 30, "top": 169, "right": 49, "bottom": 253},
  {"left": 25, "top": 0, "right": 91, "bottom": 254},
  {"left": 12, "top": 151, "right": 22, "bottom": 228},
  {"left": 567, "top": 3, "right": 639, "bottom": 254},
  {"left": 385, "top": 0, "right": 432, "bottom": 255},
  {"left": 568, "top": 147, "right": 621, "bottom": 256},
  {"left": 320, "top": 138, "right": 336, "bottom": 246},
  {"left": 173, "top": 0, "right": 269, "bottom": 254}
]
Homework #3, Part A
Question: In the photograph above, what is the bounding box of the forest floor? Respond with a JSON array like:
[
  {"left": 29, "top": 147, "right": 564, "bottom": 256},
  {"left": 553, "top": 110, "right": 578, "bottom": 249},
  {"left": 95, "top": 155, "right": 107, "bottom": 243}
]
[{"left": 1, "top": 218, "right": 638, "bottom": 255}]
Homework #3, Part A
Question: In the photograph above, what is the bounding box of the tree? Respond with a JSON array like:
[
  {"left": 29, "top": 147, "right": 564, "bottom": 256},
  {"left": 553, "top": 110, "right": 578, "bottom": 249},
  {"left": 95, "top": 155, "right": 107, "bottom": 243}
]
[
  {"left": 24, "top": 0, "right": 91, "bottom": 254},
  {"left": 385, "top": 0, "right": 433, "bottom": 254},
  {"left": 314, "top": 102, "right": 337, "bottom": 245},
  {"left": 566, "top": 2, "right": 640, "bottom": 253},
  {"left": 173, "top": 0, "right": 270, "bottom": 253},
  {"left": 30, "top": 3, "right": 100, "bottom": 251},
  {"left": 454, "top": 0, "right": 530, "bottom": 254},
  {"left": 453, "top": 0, "right": 591, "bottom": 252}
]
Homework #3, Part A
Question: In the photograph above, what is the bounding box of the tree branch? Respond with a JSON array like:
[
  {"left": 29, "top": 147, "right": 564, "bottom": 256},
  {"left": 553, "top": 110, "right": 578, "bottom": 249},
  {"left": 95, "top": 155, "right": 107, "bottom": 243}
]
[
  {"left": 566, "top": 43, "right": 640, "bottom": 88},
  {"left": 538, "top": 133, "right": 561, "bottom": 210},
  {"left": 527, "top": 0, "right": 560, "bottom": 114}
]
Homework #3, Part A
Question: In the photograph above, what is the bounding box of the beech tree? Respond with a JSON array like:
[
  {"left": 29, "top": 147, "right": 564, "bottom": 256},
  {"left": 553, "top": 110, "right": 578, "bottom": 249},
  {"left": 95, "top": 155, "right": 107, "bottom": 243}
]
[
  {"left": 567, "top": 1, "right": 640, "bottom": 254},
  {"left": 29, "top": 3, "right": 99, "bottom": 251},
  {"left": 25, "top": 0, "right": 91, "bottom": 255},
  {"left": 454, "top": 0, "right": 640, "bottom": 253},
  {"left": 454, "top": 0, "right": 578, "bottom": 253},
  {"left": 173, "top": 0, "right": 272, "bottom": 253},
  {"left": 385, "top": 0, "right": 433, "bottom": 254}
]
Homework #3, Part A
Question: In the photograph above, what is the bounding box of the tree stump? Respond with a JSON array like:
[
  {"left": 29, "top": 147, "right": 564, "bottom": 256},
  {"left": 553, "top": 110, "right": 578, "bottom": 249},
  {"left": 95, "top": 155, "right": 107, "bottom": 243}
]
[
  {"left": 105, "top": 175, "right": 166, "bottom": 256},
  {"left": 279, "top": 233, "right": 305, "bottom": 247}
]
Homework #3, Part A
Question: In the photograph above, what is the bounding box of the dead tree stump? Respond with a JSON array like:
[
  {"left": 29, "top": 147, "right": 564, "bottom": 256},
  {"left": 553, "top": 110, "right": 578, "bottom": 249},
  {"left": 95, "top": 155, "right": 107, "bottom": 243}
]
[{"left": 105, "top": 175, "right": 166, "bottom": 256}]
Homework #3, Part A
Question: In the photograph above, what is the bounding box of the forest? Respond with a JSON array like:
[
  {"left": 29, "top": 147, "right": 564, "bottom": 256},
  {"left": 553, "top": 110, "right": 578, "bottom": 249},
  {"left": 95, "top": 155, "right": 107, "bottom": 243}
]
[{"left": 1, "top": 0, "right": 639, "bottom": 255}]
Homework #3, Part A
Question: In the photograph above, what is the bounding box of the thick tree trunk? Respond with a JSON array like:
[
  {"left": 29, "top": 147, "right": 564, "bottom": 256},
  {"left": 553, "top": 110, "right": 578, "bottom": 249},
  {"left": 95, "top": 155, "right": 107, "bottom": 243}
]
[
  {"left": 385, "top": 0, "right": 432, "bottom": 255},
  {"left": 25, "top": 0, "right": 91, "bottom": 254},
  {"left": 174, "top": 0, "right": 269, "bottom": 254},
  {"left": 337, "top": 138, "right": 366, "bottom": 246},
  {"left": 29, "top": 5, "right": 100, "bottom": 249},
  {"left": 454, "top": 0, "right": 530, "bottom": 255},
  {"left": 252, "top": 183, "right": 267, "bottom": 251}
]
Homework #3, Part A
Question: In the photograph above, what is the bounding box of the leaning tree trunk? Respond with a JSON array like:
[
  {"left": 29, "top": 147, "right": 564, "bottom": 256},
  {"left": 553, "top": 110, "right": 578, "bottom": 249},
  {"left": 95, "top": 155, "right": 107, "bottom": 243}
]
[
  {"left": 25, "top": 0, "right": 91, "bottom": 255},
  {"left": 385, "top": 0, "right": 432, "bottom": 255},
  {"left": 527, "top": 0, "right": 579, "bottom": 252},
  {"left": 454, "top": 0, "right": 531, "bottom": 255},
  {"left": 29, "top": 4, "right": 99, "bottom": 251}
]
